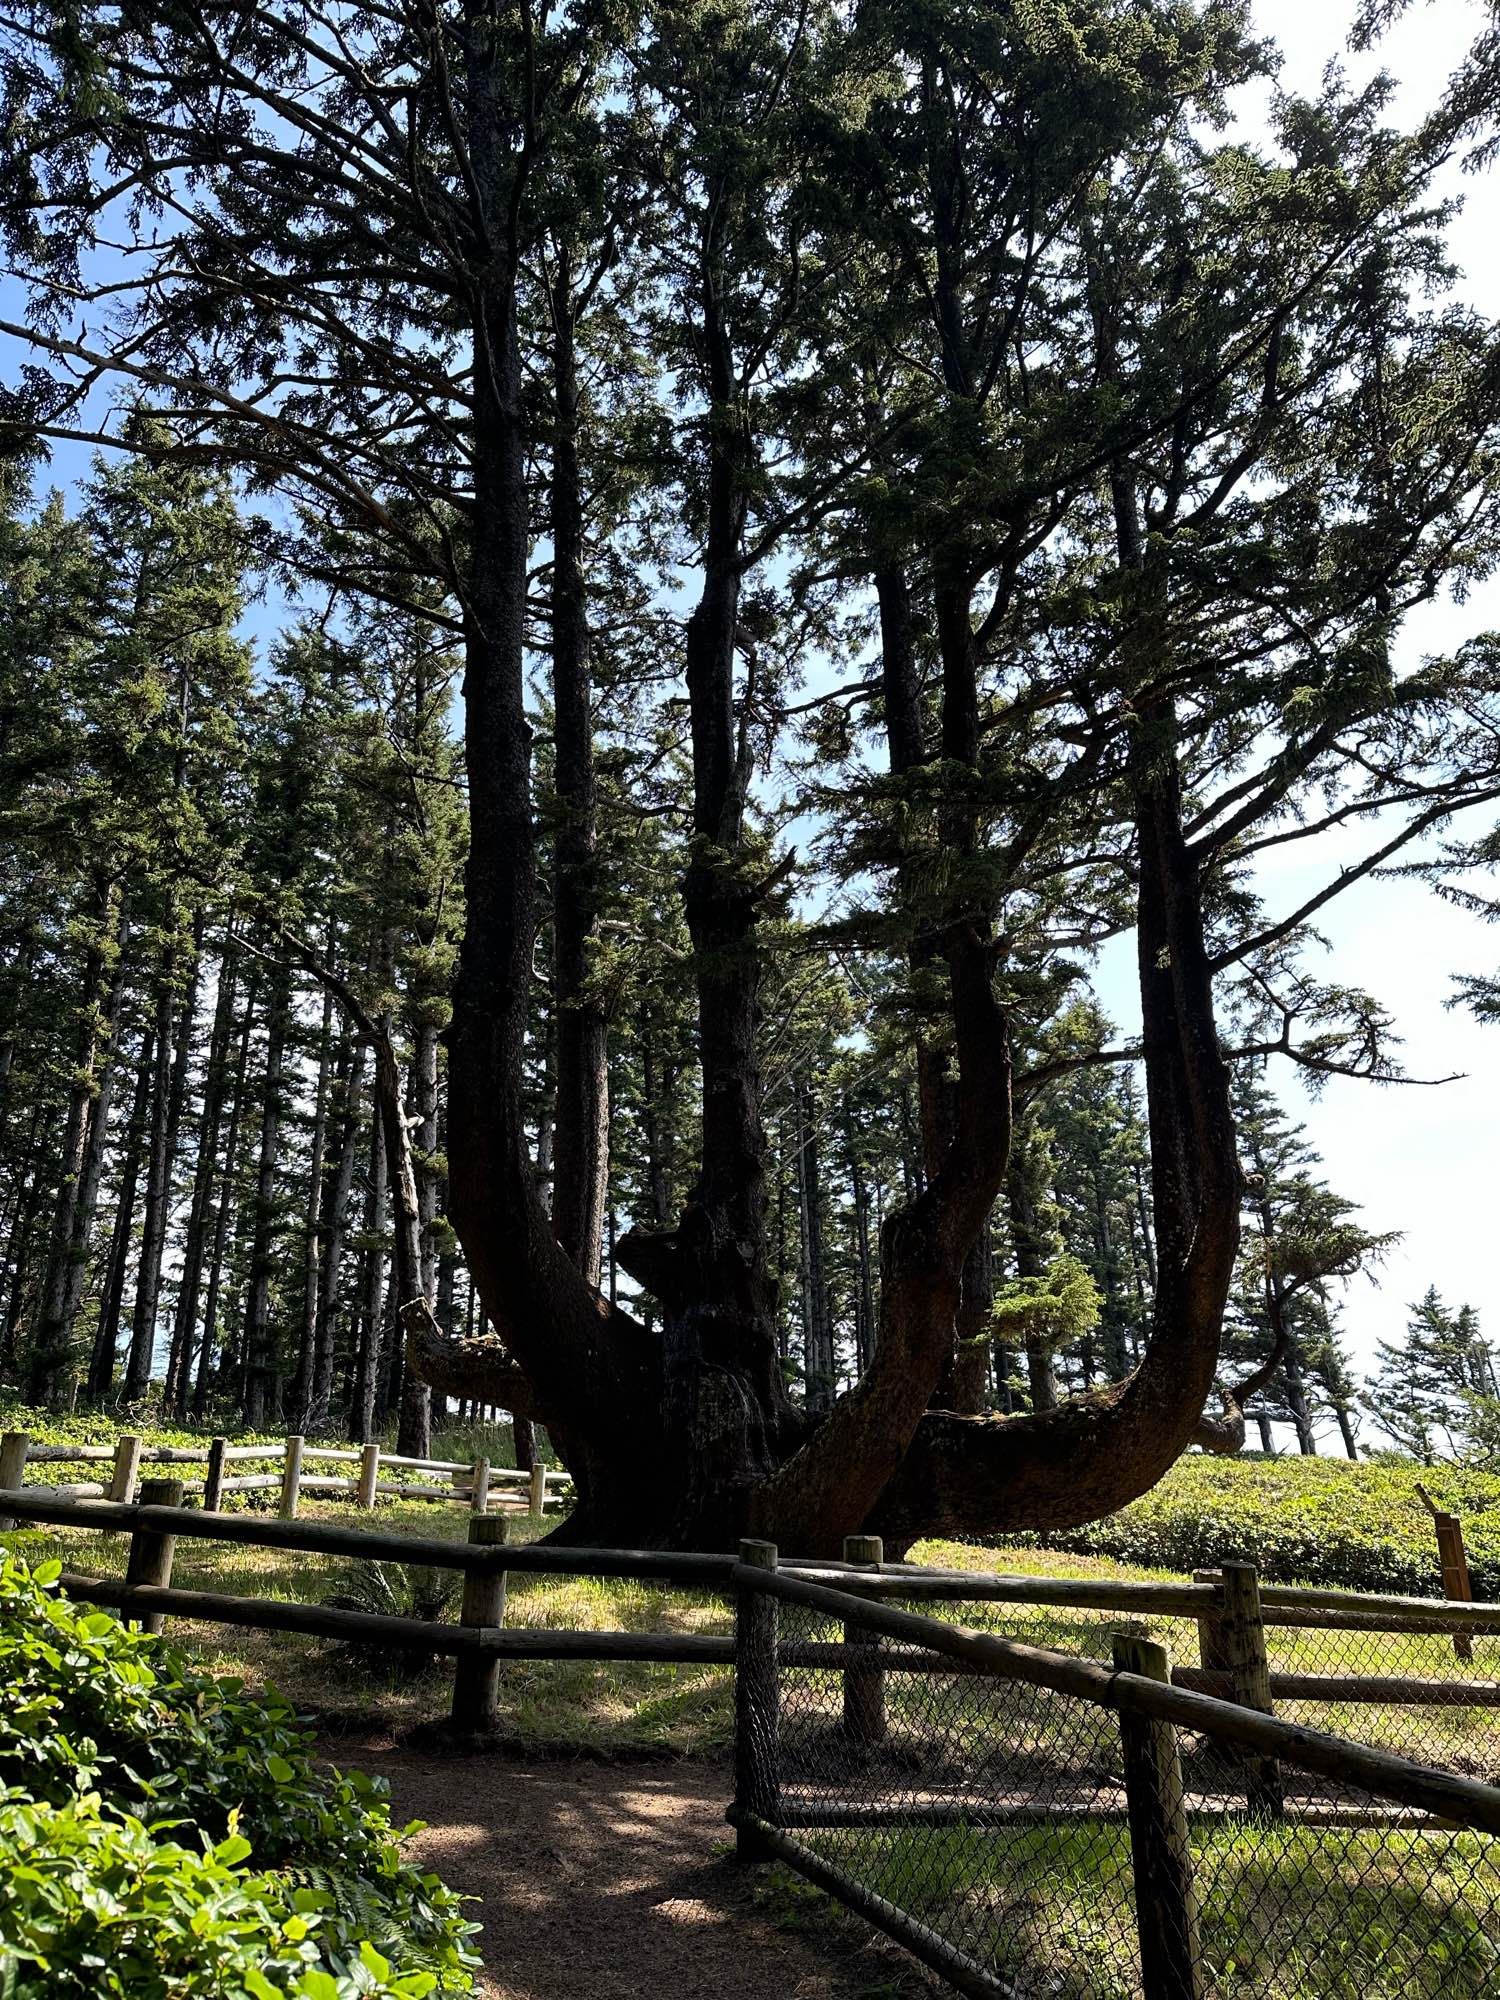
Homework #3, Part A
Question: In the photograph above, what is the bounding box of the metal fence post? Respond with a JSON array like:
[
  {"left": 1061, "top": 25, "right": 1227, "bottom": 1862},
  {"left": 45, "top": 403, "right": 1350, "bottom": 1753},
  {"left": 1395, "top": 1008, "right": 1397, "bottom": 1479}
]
[
  {"left": 842, "top": 1533, "right": 886, "bottom": 1746},
  {"left": 126, "top": 1478, "right": 184, "bottom": 1635},
  {"left": 451, "top": 1513, "right": 510, "bottom": 1733},
  {"left": 108, "top": 1432, "right": 143, "bottom": 1505},
  {"left": 734, "top": 1537, "right": 780, "bottom": 1860},
  {"left": 0, "top": 1430, "right": 29, "bottom": 1528},
  {"left": 1113, "top": 1631, "right": 1203, "bottom": 2000},
  {"left": 202, "top": 1436, "right": 228, "bottom": 1513},
  {"left": 1220, "top": 1561, "right": 1284, "bottom": 1822}
]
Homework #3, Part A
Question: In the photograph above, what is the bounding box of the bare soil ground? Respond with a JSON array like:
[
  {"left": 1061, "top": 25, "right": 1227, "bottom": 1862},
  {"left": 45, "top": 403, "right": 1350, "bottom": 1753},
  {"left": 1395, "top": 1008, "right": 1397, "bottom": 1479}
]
[{"left": 334, "top": 1735, "right": 936, "bottom": 2000}]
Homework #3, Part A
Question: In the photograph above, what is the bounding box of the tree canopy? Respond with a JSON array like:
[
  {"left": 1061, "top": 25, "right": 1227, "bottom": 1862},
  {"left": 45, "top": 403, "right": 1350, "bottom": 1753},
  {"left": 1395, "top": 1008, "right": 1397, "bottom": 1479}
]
[{"left": 1, "top": 0, "right": 1498, "bottom": 1547}]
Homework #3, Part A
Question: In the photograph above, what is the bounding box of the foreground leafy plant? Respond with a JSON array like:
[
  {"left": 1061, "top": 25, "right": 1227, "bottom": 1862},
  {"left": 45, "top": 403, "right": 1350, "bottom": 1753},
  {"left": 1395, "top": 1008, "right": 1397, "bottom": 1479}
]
[{"left": 0, "top": 1554, "right": 478, "bottom": 1995}]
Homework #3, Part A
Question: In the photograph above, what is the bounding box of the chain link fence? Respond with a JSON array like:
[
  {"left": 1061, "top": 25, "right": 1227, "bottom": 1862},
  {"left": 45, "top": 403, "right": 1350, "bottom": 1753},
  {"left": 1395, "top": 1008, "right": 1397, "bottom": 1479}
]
[{"left": 732, "top": 1557, "right": 1500, "bottom": 2000}]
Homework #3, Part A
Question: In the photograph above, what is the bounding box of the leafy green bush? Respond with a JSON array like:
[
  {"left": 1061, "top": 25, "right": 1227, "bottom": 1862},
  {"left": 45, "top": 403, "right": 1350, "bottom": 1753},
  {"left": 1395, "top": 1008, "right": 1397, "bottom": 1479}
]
[
  {"left": 0, "top": 1553, "right": 478, "bottom": 1996},
  {"left": 1015, "top": 1453, "right": 1500, "bottom": 1597}
]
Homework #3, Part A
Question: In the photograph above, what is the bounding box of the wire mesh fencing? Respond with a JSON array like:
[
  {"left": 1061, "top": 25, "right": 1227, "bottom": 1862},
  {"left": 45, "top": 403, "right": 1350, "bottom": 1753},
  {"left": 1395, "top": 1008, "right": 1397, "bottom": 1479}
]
[{"left": 731, "top": 1555, "right": 1500, "bottom": 2000}]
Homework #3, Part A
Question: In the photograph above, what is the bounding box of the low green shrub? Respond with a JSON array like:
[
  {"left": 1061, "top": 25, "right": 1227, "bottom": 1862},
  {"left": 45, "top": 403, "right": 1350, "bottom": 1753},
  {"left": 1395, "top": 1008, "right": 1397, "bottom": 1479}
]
[
  {"left": 0, "top": 1553, "right": 478, "bottom": 1996},
  {"left": 1016, "top": 1453, "right": 1500, "bottom": 1597}
]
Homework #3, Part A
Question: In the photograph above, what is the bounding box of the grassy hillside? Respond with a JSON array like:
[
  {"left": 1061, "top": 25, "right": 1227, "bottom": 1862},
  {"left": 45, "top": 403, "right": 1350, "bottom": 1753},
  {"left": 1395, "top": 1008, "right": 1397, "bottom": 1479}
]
[{"left": 983, "top": 1450, "right": 1500, "bottom": 1599}]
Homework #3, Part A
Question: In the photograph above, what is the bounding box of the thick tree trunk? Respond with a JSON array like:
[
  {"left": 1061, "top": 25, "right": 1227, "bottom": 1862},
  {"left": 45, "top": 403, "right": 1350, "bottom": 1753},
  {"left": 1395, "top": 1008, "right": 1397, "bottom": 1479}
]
[
  {"left": 869, "top": 693, "right": 1240, "bottom": 1543},
  {"left": 351, "top": 1097, "right": 387, "bottom": 1444},
  {"left": 442, "top": 119, "right": 664, "bottom": 1536}
]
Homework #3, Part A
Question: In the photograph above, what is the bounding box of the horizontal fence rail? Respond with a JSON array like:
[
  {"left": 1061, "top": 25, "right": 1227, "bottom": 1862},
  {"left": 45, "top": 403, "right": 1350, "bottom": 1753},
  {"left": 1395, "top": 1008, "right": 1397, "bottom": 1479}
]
[
  {"left": 730, "top": 1542, "right": 1500, "bottom": 2000},
  {"left": 0, "top": 1427, "right": 570, "bottom": 1525},
  {"left": 6, "top": 1494, "right": 1500, "bottom": 1993}
]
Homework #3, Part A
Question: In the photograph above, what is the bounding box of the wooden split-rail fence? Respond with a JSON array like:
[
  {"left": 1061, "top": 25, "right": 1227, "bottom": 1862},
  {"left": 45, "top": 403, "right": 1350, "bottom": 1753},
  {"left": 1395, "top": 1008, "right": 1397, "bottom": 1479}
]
[
  {"left": 0, "top": 1428, "right": 568, "bottom": 1527},
  {"left": 2, "top": 1492, "right": 1500, "bottom": 1997}
]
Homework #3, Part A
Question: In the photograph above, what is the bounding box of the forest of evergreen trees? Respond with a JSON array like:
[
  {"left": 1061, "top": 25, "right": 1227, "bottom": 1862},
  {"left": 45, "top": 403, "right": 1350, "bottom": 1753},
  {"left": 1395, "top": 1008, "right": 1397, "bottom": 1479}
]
[
  {"left": 0, "top": 445, "right": 1405, "bottom": 1461},
  {"left": 1, "top": 0, "right": 1499, "bottom": 1544}
]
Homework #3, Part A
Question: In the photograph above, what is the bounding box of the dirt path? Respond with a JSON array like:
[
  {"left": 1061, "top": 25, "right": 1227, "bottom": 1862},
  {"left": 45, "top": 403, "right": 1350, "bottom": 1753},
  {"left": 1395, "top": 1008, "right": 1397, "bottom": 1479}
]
[{"left": 337, "top": 1738, "right": 932, "bottom": 2000}]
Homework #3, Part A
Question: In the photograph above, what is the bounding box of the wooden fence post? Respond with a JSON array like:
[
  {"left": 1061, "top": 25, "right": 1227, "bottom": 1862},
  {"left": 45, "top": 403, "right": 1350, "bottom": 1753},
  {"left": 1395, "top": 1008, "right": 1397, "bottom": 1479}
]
[
  {"left": 842, "top": 1533, "right": 886, "bottom": 1746},
  {"left": 1220, "top": 1561, "right": 1283, "bottom": 1822},
  {"left": 279, "top": 1436, "right": 305, "bottom": 1520},
  {"left": 470, "top": 1458, "right": 491, "bottom": 1516},
  {"left": 734, "top": 1538, "right": 780, "bottom": 1860},
  {"left": 1192, "top": 1569, "right": 1229, "bottom": 1676},
  {"left": 356, "top": 1443, "right": 381, "bottom": 1510},
  {"left": 0, "top": 1430, "right": 29, "bottom": 1529},
  {"left": 1435, "top": 1513, "right": 1475, "bottom": 1665},
  {"left": 126, "top": 1478, "right": 184, "bottom": 1635},
  {"left": 108, "top": 1433, "right": 143, "bottom": 1505},
  {"left": 451, "top": 1513, "right": 510, "bottom": 1733},
  {"left": 528, "top": 1461, "right": 546, "bottom": 1518},
  {"left": 202, "top": 1437, "right": 228, "bottom": 1514},
  {"left": 1114, "top": 1631, "right": 1202, "bottom": 2000}
]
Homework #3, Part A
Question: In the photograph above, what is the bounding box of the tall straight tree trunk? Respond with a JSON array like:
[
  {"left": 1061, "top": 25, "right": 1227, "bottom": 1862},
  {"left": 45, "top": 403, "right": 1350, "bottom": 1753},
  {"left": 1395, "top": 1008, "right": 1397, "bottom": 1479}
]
[
  {"left": 0, "top": 1109, "right": 48, "bottom": 1376},
  {"left": 847, "top": 1121, "right": 876, "bottom": 1376},
  {"left": 193, "top": 965, "right": 259, "bottom": 1418},
  {"left": 548, "top": 247, "right": 610, "bottom": 1288},
  {"left": 167, "top": 930, "right": 240, "bottom": 1414},
  {"left": 310, "top": 1047, "right": 364, "bottom": 1434},
  {"left": 287, "top": 980, "right": 337, "bottom": 1431},
  {"left": 241, "top": 958, "right": 290, "bottom": 1427},
  {"left": 124, "top": 922, "right": 202, "bottom": 1403},
  {"left": 797, "top": 1086, "right": 834, "bottom": 1412},
  {"left": 396, "top": 1012, "right": 439, "bottom": 1455},
  {"left": 89, "top": 1024, "right": 153, "bottom": 1400},
  {"left": 350, "top": 1100, "right": 387, "bottom": 1444},
  {"left": 30, "top": 877, "right": 127, "bottom": 1400}
]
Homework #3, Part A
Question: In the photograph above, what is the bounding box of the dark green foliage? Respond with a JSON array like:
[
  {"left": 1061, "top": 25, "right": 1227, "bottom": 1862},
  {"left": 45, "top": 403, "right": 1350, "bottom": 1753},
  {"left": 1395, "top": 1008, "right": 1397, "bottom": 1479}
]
[
  {"left": 0, "top": 1552, "right": 478, "bottom": 1996},
  {"left": 322, "top": 1560, "right": 464, "bottom": 1683},
  {"left": 1028, "top": 1453, "right": 1500, "bottom": 1598}
]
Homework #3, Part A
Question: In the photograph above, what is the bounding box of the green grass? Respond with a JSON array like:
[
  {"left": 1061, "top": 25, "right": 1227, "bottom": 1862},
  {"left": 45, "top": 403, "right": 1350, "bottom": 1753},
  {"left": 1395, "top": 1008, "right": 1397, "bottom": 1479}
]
[
  {"left": 795, "top": 1818, "right": 1500, "bottom": 1998},
  {"left": 7, "top": 1427, "right": 1500, "bottom": 1995}
]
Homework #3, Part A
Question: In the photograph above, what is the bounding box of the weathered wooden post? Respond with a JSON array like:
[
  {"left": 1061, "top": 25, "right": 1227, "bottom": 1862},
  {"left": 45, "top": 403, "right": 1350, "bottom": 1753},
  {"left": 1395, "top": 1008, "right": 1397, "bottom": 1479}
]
[
  {"left": 470, "top": 1457, "right": 492, "bottom": 1516},
  {"left": 1219, "top": 1561, "right": 1283, "bottom": 1822},
  {"left": 1435, "top": 1513, "right": 1475, "bottom": 1665},
  {"left": 1192, "top": 1569, "right": 1230, "bottom": 1679},
  {"left": 125, "top": 1478, "right": 184, "bottom": 1635},
  {"left": 0, "top": 1430, "right": 29, "bottom": 1528},
  {"left": 108, "top": 1432, "right": 143, "bottom": 1505},
  {"left": 1114, "top": 1632, "right": 1203, "bottom": 2000},
  {"left": 279, "top": 1436, "right": 305, "bottom": 1520},
  {"left": 451, "top": 1513, "right": 510, "bottom": 1734},
  {"left": 202, "top": 1437, "right": 228, "bottom": 1513},
  {"left": 356, "top": 1442, "right": 381, "bottom": 1510},
  {"left": 734, "top": 1538, "right": 780, "bottom": 1859},
  {"left": 842, "top": 1533, "right": 886, "bottom": 1746},
  {"left": 528, "top": 1461, "right": 546, "bottom": 1518}
]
